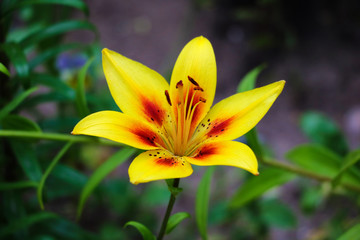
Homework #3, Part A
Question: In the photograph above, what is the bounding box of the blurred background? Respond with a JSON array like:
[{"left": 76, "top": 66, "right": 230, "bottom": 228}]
[{"left": 1, "top": 0, "right": 360, "bottom": 239}]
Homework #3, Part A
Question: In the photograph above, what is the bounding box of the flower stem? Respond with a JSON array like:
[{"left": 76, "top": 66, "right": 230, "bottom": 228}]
[{"left": 157, "top": 178, "right": 180, "bottom": 240}]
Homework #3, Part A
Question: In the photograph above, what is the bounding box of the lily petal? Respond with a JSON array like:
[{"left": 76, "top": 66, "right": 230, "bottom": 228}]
[
  {"left": 169, "top": 36, "right": 216, "bottom": 135},
  {"left": 129, "top": 150, "right": 193, "bottom": 184},
  {"left": 102, "top": 49, "right": 170, "bottom": 127},
  {"left": 191, "top": 80, "right": 285, "bottom": 143},
  {"left": 72, "top": 111, "right": 166, "bottom": 150},
  {"left": 185, "top": 141, "right": 258, "bottom": 175}
]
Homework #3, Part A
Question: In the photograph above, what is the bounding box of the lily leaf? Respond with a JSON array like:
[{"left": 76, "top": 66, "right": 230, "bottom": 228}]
[
  {"left": 0, "top": 181, "right": 38, "bottom": 191},
  {"left": 37, "top": 142, "right": 73, "bottom": 209},
  {"left": 124, "top": 221, "right": 156, "bottom": 240},
  {"left": 259, "top": 198, "right": 297, "bottom": 228},
  {"left": 332, "top": 149, "right": 360, "bottom": 186},
  {"left": 76, "top": 57, "right": 94, "bottom": 118},
  {"left": 1, "top": 114, "right": 41, "bottom": 132},
  {"left": 166, "top": 212, "right": 191, "bottom": 234},
  {"left": 237, "top": 63, "right": 266, "bottom": 93},
  {"left": 337, "top": 223, "right": 360, "bottom": 240},
  {"left": 77, "top": 148, "right": 136, "bottom": 219},
  {"left": 229, "top": 168, "right": 295, "bottom": 208},
  {"left": 0, "top": 86, "right": 37, "bottom": 121},
  {"left": 196, "top": 166, "right": 215, "bottom": 240},
  {"left": 0, "top": 62, "right": 10, "bottom": 76}
]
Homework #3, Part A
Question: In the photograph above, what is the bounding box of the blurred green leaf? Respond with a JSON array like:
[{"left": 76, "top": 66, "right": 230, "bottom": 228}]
[
  {"left": 286, "top": 144, "right": 360, "bottom": 185},
  {"left": 333, "top": 150, "right": 360, "bottom": 186},
  {"left": 237, "top": 63, "right": 266, "bottom": 93},
  {"left": 37, "top": 141, "right": 73, "bottom": 209},
  {"left": 29, "top": 43, "right": 82, "bottom": 70},
  {"left": 31, "top": 73, "right": 74, "bottom": 98},
  {"left": 300, "top": 185, "right": 323, "bottom": 214},
  {"left": 20, "top": 20, "right": 97, "bottom": 49},
  {"left": 2, "top": 114, "right": 41, "bottom": 132},
  {"left": 166, "top": 212, "right": 191, "bottom": 234},
  {"left": 0, "top": 86, "right": 37, "bottom": 120},
  {"left": 77, "top": 148, "right": 136, "bottom": 219},
  {"left": 0, "top": 212, "right": 58, "bottom": 238},
  {"left": 0, "top": 181, "right": 38, "bottom": 191},
  {"left": 229, "top": 168, "right": 295, "bottom": 208},
  {"left": 1, "top": 42, "right": 30, "bottom": 86},
  {"left": 0, "top": 62, "right": 10, "bottom": 76},
  {"left": 300, "top": 111, "right": 349, "bottom": 156},
  {"left": 337, "top": 223, "right": 360, "bottom": 240},
  {"left": 10, "top": 140, "right": 42, "bottom": 181},
  {"left": 76, "top": 57, "right": 93, "bottom": 117},
  {"left": 259, "top": 198, "right": 297, "bottom": 228},
  {"left": 196, "top": 166, "right": 215, "bottom": 240},
  {"left": 124, "top": 221, "right": 156, "bottom": 240}
]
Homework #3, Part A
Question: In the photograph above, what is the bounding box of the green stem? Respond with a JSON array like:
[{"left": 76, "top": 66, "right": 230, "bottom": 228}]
[
  {"left": 0, "top": 130, "right": 124, "bottom": 147},
  {"left": 157, "top": 178, "right": 180, "bottom": 240}
]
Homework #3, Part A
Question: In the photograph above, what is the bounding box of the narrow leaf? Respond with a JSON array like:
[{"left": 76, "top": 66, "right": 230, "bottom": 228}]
[
  {"left": 20, "top": 20, "right": 97, "bottom": 49},
  {"left": 0, "top": 62, "right": 10, "bottom": 76},
  {"left": 196, "top": 166, "right": 215, "bottom": 240},
  {"left": 30, "top": 73, "right": 74, "bottom": 97},
  {"left": 10, "top": 140, "right": 42, "bottom": 181},
  {"left": 237, "top": 63, "right": 266, "bottom": 93},
  {"left": 12, "top": 0, "right": 88, "bottom": 15},
  {"left": 337, "top": 223, "right": 360, "bottom": 240},
  {"left": 0, "top": 86, "right": 37, "bottom": 120},
  {"left": 259, "top": 198, "right": 297, "bottom": 228},
  {"left": 124, "top": 221, "right": 156, "bottom": 240},
  {"left": 76, "top": 57, "right": 93, "bottom": 117},
  {"left": 77, "top": 148, "right": 136, "bottom": 219},
  {"left": 166, "top": 212, "right": 191, "bottom": 234},
  {"left": 332, "top": 149, "right": 360, "bottom": 186},
  {"left": 0, "top": 181, "right": 38, "bottom": 191},
  {"left": 229, "top": 168, "right": 295, "bottom": 208},
  {"left": 37, "top": 141, "right": 73, "bottom": 209},
  {"left": 1, "top": 114, "right": 41, "bottom": 132},
  {"left": 0, "top": 212, "right": 58, "bottom": 238}
]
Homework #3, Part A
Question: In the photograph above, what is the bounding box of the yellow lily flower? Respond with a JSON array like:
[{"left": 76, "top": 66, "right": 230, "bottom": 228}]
[{"left": 72, "top": 36, "right": 285, "bottom": 184}]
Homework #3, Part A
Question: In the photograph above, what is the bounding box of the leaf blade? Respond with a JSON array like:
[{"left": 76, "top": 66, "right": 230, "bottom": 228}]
[
  {"left": 124, "top": 221, "right": 156, "bottom": 240},
  {"left": 165, "top": 212, "right": 191, "bottom": 234},
  {"left": 76, "top": 57, "right": 94, "bottom": 117}
]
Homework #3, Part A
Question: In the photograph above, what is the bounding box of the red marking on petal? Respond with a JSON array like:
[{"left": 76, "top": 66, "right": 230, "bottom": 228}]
[
  {"left": 130, "top": 127, "right": 159, "bottom": 147},
  {"left": 142, "top": 98, "right": 165, "bottom": 126},
  {"left": 207, "top": 117, "right": 234, "bottom": 136},
  {"left": 194, "top": 144, "right": 218, "bottom": 160},
  {"left": 156, "top": 157, "right": 178, "bottom": 166}
]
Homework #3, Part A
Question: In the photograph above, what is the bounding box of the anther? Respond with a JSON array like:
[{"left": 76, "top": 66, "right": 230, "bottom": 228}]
[
  {"left": 199, "top": 97, "right": 206, "bottom": 103},
  {"left": 165, "top": 90, "right": 172, "bottom": 106},
  {"left": 188, "top": 76, "right": 199, "bottom": 86},
  {"left": 176, "top": 80, "right": 183, "bottom": 88},
  {"left": 194, "top": 86, "right": 204, "bottom": 92}
]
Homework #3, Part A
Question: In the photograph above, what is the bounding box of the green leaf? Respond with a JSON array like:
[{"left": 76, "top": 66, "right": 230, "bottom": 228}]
[
  {"left": 300, "top": 111, "right": 349, "bottom": 156},
  {"left": 124, "top": 221, "right": 156, "bottom": 240},
  {"left": 37, "top": 142, "right": 73, "bottom": 209},
  {"left": 337, "top": 223, "right": 360, "bottom": 240},
  {"left": 30, "top": 73, "right": 74, "bottom": 98},
  {"left": 0, "top": 181, "right": 38, "bottom": 191},
  {"left": 165, "top": 179, "right": 183, "bottom": 197},
  {"left": 20, "top": 20, "right": 97, "bottom": 49},
  {"left": 0, "top": 86, "right": 37, "bottom": 121},
  {"left": 237, "top": 63, "right": 266, "bottom": 93},
  {"left": 286, "top": 144, "right": 360, "bottom": 185},
  {"left": 0, "top": 62, "right": 10, "bottom": 76},
  {"left": 229, "top": 168, "right": 295, "bottom": 208},
  {"left": 1, "top": 114, "right": 41, "bottom": 132},
  {"left": 332, "top": 149, "right": 360, "bottom": 186},
  {"left": 29, "top": 43, "right": 82, "bottom": 70},
  {"left": 76, "top": 57, "right": 93, "bottom": 117},
  {"left": 245, "top": 128, "right": 263, "bottom": 158},
  {"left": 259, "top": 198, "right": 297, "bottom": 229},
  {"left": 166, "top": 212, "right": 191, "bottom": 234},
  {"left": 1, "top": 42, "right": 29, "bottom": 86},
  {"left": 196, "top": 167, "right": 215, "bottom": 240},
  {"left": 0, "top": 212, "right": 58, "bottom": 238},
  {"left": 10, "top": 140, "right": 42, "bottom": 181},
  {"left": 77, "top": 148, "right": 136, "bottom": 219}
]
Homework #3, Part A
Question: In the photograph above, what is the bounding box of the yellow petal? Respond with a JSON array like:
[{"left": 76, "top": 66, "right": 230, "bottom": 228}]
[
  {"left": 72, "top": 111, "right": 166, "bottom": 150},
  {"left": 185, "top": 141, "right": 258, "bottom": 175},
  {"left": 191, "top": 80, "right": 285, "bottom": 143},
  {"left": 129, "top": 150, "right": 193, "bottom": 184},
  {"left": 169, "top": 36, "right": 217, "bottom": 135},
  {"left": 102, "top": 49, "right": 170, "bottom": 126}
]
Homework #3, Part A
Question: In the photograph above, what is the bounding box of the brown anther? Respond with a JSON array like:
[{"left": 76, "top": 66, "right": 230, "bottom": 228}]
[
  {"left": 199, "top": 97, "right": 207, "bottom": 103},
  {"left": 165, "top": 90, "right": 172, "bottom": 106},
  {"left": 188, "top": 76, "right": 199, "bottom": 86},
  {"left": 193, "top": 86, "right": 204, "bottom": 92},
  {"left": 176, "top": 80, "right": 183, "bottom": 88}
]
